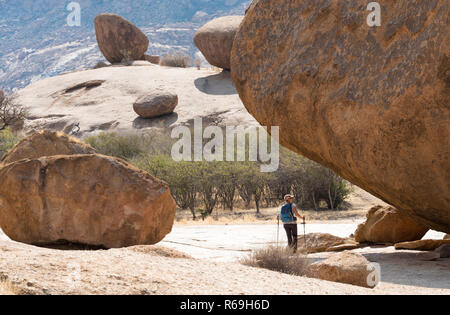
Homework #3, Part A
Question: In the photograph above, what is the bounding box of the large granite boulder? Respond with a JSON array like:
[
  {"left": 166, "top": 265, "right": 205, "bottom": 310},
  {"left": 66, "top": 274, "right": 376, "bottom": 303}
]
[
  {"left": 194, "top": 16, "right": 243, "bottom": 70},
  {"left": 355, "top": 206, "right": 429, "bottom": 244},
  {"left": 0, "top": 130, "right": 96, "bottom": 166},
  {"left": 0, "top": 154, "right": 176, "bottom": 248},
  {"left": 94, "top": 13, "right": 149, "bottom": 64},
  {"left": 0, "top": 90, "right": 4, "bottom": 104},
  {"left": 231, "top": 0, "right": 450, "bottom": 233},
  {"left": 307, "top": 252, "right": 379, "bottom": 288}
]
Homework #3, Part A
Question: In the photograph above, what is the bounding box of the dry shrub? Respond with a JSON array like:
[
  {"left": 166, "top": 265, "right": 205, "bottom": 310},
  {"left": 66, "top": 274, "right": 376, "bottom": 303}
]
[
  {"left": 241, "top": 246, "right": 309, "bottom": 276},
  {"left": 0, "top": 94, "right": 26, "bottom": 131},
  {"left": 160, "top": 53, "right": 191, "bottom": 68},
  {"left": 194, "top": 58, "right": 202, "bottom": 70}
]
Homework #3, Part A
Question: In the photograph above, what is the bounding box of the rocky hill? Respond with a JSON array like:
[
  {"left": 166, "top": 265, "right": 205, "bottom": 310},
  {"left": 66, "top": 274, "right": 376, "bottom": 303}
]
[{"left": 0, "top": 0, "right": 251, "bottom": 91}]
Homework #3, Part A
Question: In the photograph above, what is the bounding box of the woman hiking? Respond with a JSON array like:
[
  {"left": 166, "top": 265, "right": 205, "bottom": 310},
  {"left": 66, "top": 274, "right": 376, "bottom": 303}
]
[{"left": 279, "top": 194, "right": 304, "bottom": 253}]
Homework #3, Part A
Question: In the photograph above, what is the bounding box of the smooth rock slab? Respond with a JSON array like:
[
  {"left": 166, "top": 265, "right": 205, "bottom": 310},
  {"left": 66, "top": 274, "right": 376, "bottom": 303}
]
[
  {"left": 0, "top": 154, "right": 176, "bottom": 248},
  {"left": 231, "top": 0, "right": 450, "bottom": 233}
]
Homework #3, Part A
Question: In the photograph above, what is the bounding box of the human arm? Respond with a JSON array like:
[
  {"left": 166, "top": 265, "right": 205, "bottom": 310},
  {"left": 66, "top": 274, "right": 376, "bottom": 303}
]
[{"left": 292, "top": 204, "right": 304, "bottom": 221}]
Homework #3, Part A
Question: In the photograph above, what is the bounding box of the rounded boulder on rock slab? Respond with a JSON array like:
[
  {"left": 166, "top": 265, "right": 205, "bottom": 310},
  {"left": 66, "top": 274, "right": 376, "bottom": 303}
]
[
  {"left": 194, "top": 16, "right": 244, "bottom": 70},
  {"left": 231, "top": 0, "right": 450, "bottom": 233},
  {"left": 307, "top": 252, "right": 379, "bottom": 289},
  {"left": 94, "top": 13, "right": 149, "bottom": 64},
  {"left": 0, "top": 130, "right": 96, "bottom": 166},
  {"left": 355, "top": 206, "right": 429, "bottom": 244},
  {"left": 0, "top": 154, "right": 176, "bottom": 248},
  {"left": 133, "top": 92, "right": 178, "bottom": 119}
]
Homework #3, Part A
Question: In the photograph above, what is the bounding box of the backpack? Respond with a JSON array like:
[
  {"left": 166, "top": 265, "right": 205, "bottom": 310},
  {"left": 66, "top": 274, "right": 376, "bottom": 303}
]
[{"left": 280, "top": 203, "right": 296, "bottom": 223}]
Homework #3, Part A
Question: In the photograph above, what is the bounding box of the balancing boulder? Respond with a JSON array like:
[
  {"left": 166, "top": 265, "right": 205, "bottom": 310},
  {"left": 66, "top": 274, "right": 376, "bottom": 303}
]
[
  {"left": 95, "top": 13, "right": 149, "bottom": 64},
  {"left": 231, "top": 0, "right": 450, "bottom": 233}
]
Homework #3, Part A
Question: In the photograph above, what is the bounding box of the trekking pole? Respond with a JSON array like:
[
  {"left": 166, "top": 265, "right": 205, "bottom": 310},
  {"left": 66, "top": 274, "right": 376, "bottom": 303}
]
[
  {"left": 276, "top": 215, "right": 280, "bottom": 248},
  {"left": 302, "top": 216, "right": 307, "bottom": 253}
]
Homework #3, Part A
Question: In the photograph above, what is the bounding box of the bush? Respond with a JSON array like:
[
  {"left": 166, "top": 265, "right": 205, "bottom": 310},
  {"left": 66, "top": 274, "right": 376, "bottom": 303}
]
[
  {"left": 241, "top": 246, "right": 309, "bottom": 276},
  {"left": 133, "top": 155, "right": 201, "bottom": 220},
  {"left": 0, "top": 128, "right": 20, "bottom": 160},
  {"left": 85, "top": 131, "right": 173, "bottom": 160},
  {"left": 83, "top": 131, "right": 351, "bottom": 216},
  {"left": 0, "top": 93, "right": 26, "bottom": 131},
  {"left": 85, "top": 132, "right": 144, "bottom": 160},
  {"left": 160, "top": 53, "right": 191, "bottom": 68}
]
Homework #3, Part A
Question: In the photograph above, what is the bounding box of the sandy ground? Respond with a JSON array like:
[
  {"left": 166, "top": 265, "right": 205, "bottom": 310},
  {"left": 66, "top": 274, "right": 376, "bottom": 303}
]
[{"left": 1, "top": 223, "right": 448, "bottom": 295}]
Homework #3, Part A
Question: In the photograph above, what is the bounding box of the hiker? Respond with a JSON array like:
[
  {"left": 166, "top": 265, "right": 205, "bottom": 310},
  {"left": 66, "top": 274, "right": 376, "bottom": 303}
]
[{"left": 279, "top": 194, "right": 304, "bottom": 253}]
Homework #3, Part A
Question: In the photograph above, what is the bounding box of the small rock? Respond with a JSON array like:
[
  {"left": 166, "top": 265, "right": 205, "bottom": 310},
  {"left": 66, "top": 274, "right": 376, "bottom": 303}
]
[
  {"left": 326, "top": 243, "right": 369, "bottom": 253},
  {"left": 307, "top": 252, "right": 379, "bottom": 289},
  {"left": 194, "top": 16, "right": 243, "bottom": 70},
  {"left": 439, "top": 245, "right": 450, "bottom": 258},
  {"left": 298, "top": 233, "right": 354, "bottom": 254},
  {"left": 394, "top": 240, "right": 450, "bottom": 251},
  {"left": 92, "top": 61, "right": 109, "bottom": 69},
  {"left": 144, "top": 55, "right": 160, "bottom": 65},
  {"left": 355, "top": 206, "right": 429, "bottom": 244},
  {"left": 444, "top": 234, "right": 450, "bottom": 240},
  {"left": 133, "top": 92, "right": 178, "bottom": 119}
]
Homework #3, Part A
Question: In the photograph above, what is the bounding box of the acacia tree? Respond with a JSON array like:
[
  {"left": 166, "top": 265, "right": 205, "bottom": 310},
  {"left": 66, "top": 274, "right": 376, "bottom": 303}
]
[{"left": 217, "top": 162, "right": 239, "bottom": 211}]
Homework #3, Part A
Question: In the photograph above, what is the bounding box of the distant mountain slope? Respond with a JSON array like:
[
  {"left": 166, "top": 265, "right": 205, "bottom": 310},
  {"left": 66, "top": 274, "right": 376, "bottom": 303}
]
[{"left": 0, "top": 0, "right": 251, "bottom": 91}]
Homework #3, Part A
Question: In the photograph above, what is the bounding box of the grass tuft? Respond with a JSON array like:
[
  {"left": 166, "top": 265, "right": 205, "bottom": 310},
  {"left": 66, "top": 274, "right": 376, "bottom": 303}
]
[{"left": 241, "top": 246, "right": 309, "bottom": 276}]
